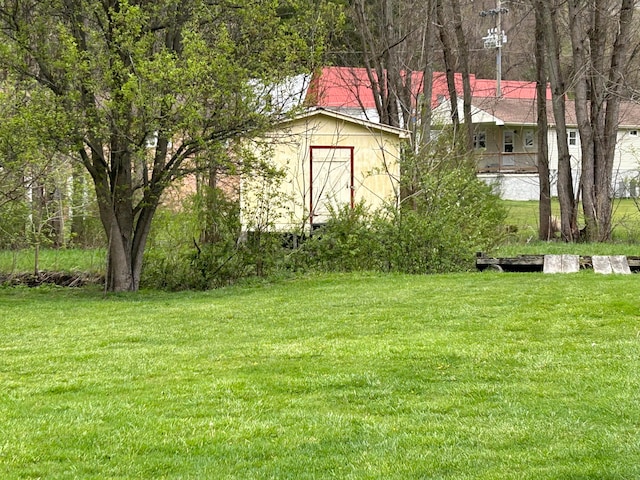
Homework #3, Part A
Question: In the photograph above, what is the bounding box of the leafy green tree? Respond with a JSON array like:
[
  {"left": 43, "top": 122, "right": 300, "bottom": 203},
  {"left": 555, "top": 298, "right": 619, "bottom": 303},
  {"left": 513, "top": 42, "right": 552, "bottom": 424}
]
[
  {"left": 0, "top": 0, "right": 327, "bottom": 291},
  {"left": 0, "top": 83, "right": 75, "bottom": 271}
]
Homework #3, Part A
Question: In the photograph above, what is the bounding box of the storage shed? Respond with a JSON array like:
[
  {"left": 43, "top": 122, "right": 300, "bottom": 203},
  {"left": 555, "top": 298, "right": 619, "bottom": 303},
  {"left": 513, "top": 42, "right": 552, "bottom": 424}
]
[{"left": 241, "top": 108, "right": 409, "bottom": 233}]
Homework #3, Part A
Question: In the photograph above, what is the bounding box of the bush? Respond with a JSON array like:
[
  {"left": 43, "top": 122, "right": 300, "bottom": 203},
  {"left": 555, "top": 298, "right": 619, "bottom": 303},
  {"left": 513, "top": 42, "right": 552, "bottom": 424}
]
[
  {"left": 375, "top": 166, "right": 506, "bottom": 273},
  {"left": 294, "top": 202, "right": 381, "bottom": 272},
  {"left": 296, "top": 135, "right": 507, "bottom": 275},
  {"left": 141, "top": 184, "right": 290, "bottom": 290},
  {"left": 141, "top": 189, "right": 247, "bottom": 290}
]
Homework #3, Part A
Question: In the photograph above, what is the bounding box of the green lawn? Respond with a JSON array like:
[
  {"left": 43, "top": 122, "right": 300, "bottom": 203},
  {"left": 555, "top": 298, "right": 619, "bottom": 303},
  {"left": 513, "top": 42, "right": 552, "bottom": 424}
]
[
  {"left": 1, "top": 272, "right": 639, "bottom": 479},
  {"left": 502, "top": 198, "right": 640, "bottom": 241},
  {"left": 494, "top": 199, "right": 640, "bottom": 256},
  {"left": 0, "top": 248, "right": 106, "bottom": 275}
]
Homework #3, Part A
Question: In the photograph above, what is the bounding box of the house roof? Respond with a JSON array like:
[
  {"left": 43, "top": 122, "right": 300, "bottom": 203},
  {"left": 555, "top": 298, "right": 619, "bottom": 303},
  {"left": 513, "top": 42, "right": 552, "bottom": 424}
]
[
  {"left": 279, "top": 107, "right": 411, "bottom": 139},
  {"left": 470, "top": 96, "right": 640, "bottom": 129},
  {"left": 302, "top": 67, "right": 640, "bottom": 129},
  {"left": 470, "top": 96, "right": 544, "bottom": 125},
  {"left": 305, "top": 66, "right": 552, "bottom": 112},
  {"left": 618, "top": 102, "right": 640, "bottom": 128}
]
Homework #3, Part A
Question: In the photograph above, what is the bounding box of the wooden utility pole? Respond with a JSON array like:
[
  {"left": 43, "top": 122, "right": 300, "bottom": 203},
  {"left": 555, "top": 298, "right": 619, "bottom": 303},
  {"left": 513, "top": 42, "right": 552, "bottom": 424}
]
[{"left": 480, "top": 1, "right": 508, "bottom": 97}]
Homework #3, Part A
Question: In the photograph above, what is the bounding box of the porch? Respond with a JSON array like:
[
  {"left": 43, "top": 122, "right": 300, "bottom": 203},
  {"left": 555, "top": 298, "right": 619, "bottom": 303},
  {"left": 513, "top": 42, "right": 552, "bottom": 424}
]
[{"left": 476, "top": 152, "right": 538, "bottom": 173}]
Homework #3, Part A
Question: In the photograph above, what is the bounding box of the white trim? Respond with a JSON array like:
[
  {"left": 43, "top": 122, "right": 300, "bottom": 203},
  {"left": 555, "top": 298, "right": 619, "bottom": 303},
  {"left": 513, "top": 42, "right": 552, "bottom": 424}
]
[{"left": 281, "top": 107, "right": 411, "bottom": 139}]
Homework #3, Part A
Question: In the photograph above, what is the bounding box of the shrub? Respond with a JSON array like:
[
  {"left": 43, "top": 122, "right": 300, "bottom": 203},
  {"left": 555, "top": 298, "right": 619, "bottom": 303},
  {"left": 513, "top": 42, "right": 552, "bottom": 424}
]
[
  {"left": 295, "top": 202, "right": 381, "bottom": 272},
  {"left": 297, "top": 132, "right": 507, "bottom": 274},
  {"left": 375, "top": 166, "right": 506, "bottom": 273}
]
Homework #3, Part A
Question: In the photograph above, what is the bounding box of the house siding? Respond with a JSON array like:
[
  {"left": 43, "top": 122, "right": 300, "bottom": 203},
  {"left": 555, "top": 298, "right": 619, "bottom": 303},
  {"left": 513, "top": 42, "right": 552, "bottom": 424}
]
[{"left": 241, "top": 111, "right": 404, "bottom": 232}]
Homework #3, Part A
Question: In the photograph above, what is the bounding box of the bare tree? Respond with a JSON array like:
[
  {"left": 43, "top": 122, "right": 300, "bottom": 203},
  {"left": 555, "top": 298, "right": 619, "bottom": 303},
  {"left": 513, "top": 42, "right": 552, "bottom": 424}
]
[
  {"left": 418, "top": 0, "right": 437, "bottom": 151},
  {"left": 569, "top": 0, "right": 636, "bottom": 241},
  {"left": 532, "top": 0, "right": 579, "bottom": 241},
  {"left": 533, "top": 0, "right": 552, "bottom": 240},
  {"left": 450, "top": 0, "right": 473, "bottom": 150},
  {"left": 351, "top": 0, "right": 429, "bottom": 132}
]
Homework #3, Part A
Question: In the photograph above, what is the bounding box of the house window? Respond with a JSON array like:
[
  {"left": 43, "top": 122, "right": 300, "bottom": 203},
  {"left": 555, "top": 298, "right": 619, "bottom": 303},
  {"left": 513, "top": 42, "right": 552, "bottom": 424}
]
[
  {"left": 568, "top": 130, "right": 578, "bottom": 146},
  {"left": 524, "top": 129, "right": 534, "bottom": 148},
  {"left": 630, "top": 130, "right": 638, "bottom": 137},
  {"left": 503, "top": 130, "right": 514, "bottom": 153},
  {"left": 473, "top": 131, "right": 486, "bottom": 149}
]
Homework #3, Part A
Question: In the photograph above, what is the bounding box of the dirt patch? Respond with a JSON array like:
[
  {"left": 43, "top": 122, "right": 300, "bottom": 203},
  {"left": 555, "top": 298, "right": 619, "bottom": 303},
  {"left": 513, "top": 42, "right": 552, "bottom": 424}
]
[{"left": 0, "top": 271, "right": 104, "bottom": 287}]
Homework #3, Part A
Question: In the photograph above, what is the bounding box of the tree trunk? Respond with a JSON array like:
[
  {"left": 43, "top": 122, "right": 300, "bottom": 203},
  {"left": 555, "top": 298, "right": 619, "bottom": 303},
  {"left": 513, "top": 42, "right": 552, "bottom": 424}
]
[
  {"left": 544, "top": 0, "right": 578, "bottom": 241},
  {"left": 569, "top": 0, "right": 635, "bottom": 241},
  {"left": 418, "top": 0, "right": 436, "bottom": 152},
  {"left": 99, "top": 193, "right": 158, "bottom": 292},
  {"left": 451, "top": 0, "right": 473, "bottom": 151},
  {"left": 383, "top": 0, "right": 401, "bottom": 128},
  {"left": 596, "top": 0, "right": 635, "bottom": 240},
  {"left": 534, "top": 1, "right": 552, "bottom": 240},
  {"left": 86, "top": 144, "right": 160, "bottom": 292},
  {"left": 436, "top": 0, "right": 460, "bottom": 129},
  {"left": 354, "top": 0, "right": 392, "bottom": 126}
]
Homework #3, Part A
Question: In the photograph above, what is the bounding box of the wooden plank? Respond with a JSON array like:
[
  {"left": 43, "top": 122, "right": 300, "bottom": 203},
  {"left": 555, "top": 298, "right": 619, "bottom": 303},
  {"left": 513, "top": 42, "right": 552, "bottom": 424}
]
[
  {"left": 476, "top": 255, "right": 544, "bottom": 271},
  {"left": 476, "top": 253, "right": 638, "bottom": 272},
  {"left": 627, "top": 256, "right": 640, "bottom": 268}
]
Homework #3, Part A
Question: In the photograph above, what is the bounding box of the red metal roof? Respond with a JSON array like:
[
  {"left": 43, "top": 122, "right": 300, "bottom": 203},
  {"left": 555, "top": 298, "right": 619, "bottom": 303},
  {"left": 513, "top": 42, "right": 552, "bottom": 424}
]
[{"left": 306, "top": 66, "right": 551, "bottom": 110}]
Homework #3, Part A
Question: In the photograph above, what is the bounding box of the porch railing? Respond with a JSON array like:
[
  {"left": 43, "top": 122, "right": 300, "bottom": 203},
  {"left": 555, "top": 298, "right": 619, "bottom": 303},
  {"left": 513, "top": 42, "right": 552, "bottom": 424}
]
[{"left": 476, "top": 152, "right": 538, "bottom": 173}]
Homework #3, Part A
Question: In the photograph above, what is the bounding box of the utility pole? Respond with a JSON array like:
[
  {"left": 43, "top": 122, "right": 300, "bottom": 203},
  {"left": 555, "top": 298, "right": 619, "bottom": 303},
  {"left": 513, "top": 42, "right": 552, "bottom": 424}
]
[{"left": 480, "top": 0, "right": 508, "bottom": 96}]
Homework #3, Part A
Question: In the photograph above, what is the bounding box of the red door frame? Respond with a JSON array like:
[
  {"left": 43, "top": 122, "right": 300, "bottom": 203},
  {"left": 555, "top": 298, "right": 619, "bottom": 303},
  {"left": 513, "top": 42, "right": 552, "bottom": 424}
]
[{"left": 309, "top": 145, "right": 354, "bottom": 226}]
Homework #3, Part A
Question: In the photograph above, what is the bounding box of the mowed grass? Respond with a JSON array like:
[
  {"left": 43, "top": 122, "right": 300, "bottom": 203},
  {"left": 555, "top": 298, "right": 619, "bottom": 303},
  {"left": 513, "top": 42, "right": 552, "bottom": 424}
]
[
  {"left": 502, "top": 199, "right": 640, "bottom": 241},
  {"left": 494, "top": 199, "right": 640, "bottom": 257},
  {"left": 1, "top": 272, "right": 639, "bottom": 479},
  {"left": 502, "top": 198, "right": 640, "bottom": 230}
]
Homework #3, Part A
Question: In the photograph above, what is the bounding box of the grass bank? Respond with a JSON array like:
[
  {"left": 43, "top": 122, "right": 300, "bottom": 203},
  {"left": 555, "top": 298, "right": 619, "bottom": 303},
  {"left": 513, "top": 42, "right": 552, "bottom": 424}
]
[
  {"left": 1, "top": 272, "right": 639, "bottom": 479},
  {"left": 0, "top": 248, "right": 105, "bottom": 275},
  {"left": 501, "top": 198, "right": 640, "bottom": 243}
]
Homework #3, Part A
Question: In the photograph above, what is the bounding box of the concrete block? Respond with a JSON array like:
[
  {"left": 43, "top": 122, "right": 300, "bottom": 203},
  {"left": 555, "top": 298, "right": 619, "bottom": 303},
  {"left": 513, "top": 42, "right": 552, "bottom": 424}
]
[
  {"left": 543, "top": 255, "right": 563, "bottom": 273},
  {"left": 610, "top": 255, "right": 632, "bottom": 274},
  {"left": 592, "top": 255, "right": 613, "bottom": 274},
  {"left": 593, "top": 255, "right": 631, "bottom": 274},
  {"left": 562, "top": 254, "right": 580, "bottom": 273},
  {"left": 543, "top": 254, "right": 580, "bottom": 273}
]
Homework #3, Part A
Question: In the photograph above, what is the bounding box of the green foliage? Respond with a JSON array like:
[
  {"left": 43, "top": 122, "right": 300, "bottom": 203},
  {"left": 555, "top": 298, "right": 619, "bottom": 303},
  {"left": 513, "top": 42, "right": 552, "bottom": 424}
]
[
  {"left": 385, "top": 166, "right": 506, "bottom": 272},
  {"left": 297, "top": 202, "right": 381, "bottom": 272},
  {"left": 299, "top": 134, "right": 506, "bottom": 274},
  {"left": 142, "top": 177, "right": 289, "bottom": 290},
  {"left": 0, "top": 201, "right": 29, "bottom": 249}
]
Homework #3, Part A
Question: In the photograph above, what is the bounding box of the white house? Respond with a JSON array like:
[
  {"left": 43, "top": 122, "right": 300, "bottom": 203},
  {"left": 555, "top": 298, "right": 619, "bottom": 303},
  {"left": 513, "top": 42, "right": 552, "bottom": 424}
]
[{"left": 307, "top": 66, "right": 640, "bottom": 201}]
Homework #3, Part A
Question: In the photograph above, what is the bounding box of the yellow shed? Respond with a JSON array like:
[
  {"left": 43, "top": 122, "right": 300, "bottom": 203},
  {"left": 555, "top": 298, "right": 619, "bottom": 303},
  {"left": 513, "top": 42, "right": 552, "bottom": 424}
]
[{"left": 241, "top": 108, "right": 410, "bottom": 233}]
